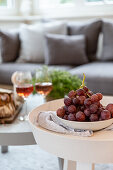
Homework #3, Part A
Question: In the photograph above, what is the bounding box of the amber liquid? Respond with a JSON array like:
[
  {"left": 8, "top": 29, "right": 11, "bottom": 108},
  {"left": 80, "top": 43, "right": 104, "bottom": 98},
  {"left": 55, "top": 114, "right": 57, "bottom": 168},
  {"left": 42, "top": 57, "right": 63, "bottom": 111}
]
[
  {"left": 35, "top": 82, "right": 53, "bottom": 96},
  {"left": 16, "top": 85, "right": 33, "bottom": 98}
]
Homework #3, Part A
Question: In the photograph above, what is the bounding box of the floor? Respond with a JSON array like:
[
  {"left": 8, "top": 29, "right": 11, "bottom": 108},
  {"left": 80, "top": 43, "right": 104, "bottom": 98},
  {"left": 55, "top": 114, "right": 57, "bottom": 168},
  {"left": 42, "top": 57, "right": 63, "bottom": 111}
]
[{"left": 0, "top": 145, "right": 113, "bottom": 170}]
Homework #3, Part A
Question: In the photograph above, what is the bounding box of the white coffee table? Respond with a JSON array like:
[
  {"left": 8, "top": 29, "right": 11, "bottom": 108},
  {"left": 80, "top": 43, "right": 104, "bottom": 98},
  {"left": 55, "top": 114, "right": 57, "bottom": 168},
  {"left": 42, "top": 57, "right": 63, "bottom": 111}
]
[
  {"left": 0, "top": 95, "right": 44, "bottom": 152},
  {"left": 0, "top": 94, "right": 63, "bottom": 170}
]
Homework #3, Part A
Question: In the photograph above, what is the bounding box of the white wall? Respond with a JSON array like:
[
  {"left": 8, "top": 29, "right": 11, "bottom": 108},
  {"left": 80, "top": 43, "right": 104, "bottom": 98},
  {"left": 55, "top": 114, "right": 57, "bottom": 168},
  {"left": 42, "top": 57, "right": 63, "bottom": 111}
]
[{"left": 0, "top": 14, "right": 113, "bottom": 30}]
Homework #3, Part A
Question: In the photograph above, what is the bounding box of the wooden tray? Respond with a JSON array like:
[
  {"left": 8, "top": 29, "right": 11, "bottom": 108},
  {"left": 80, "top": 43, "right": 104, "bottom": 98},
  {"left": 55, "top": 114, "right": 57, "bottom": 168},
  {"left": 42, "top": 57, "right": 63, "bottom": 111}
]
[{"left": 0, "top": 104, "right": 23, "bottom": 124}]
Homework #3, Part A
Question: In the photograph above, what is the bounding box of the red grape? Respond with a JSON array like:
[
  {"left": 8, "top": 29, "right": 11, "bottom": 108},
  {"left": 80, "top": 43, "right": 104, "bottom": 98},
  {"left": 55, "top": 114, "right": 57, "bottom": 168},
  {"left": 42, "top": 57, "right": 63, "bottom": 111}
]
[
  {"left": 96, "top": 93, "right": 103, "bottom": 100},
  {"left": 80, "top": 105, "right": 85, "bottom": 112},
  {"left": 64, "top": 97, "right": 72, "bottom": 106},
  {"left": 76, "top": 88, "right": 85, "bottom": 96},
  {"left": 78, "top": 96, "right": 86, "bottom": 105},
  {"left": 89, "top": 104, "right": 98, "bottom": 113},
  {"left": 68, "top": 113, "right": 76, "bottom": 121},
  {"left": 64, "top": 105, "right": 68, "bottom": 112},
  {"left": 84, "top": 108, "right": 91, "bottom": 117},
  {"left": 65, "top": 112, "right": 70, "bottom": 115},
  {"left": 83, "top": 86, "right": 88, "bottom": 92},
  {"left": 76, "top": 111, "right": 86, "bottom": 121},
  {"left": 101, "top": 110, "right": 111, "bottom": 120},
  {"left": 68, "top": 90, "right": 76, "bottom": 98},
  {"left": 68, "top": 105, "right": 77, "bottom": 113},
  {"left": 63, "top": 115, "right": 68, "bottom": 120},
  {"left": 90, "top": 114, "right": 98, "bottom": 122},
  {"left": 58, "top": 86, "right": 112, "bottom": 122},
  {"left": 57, "top": 108, "right": 65, "bottom": 118},
  {"left": 97, "top": 108, "right": 103, "bottom": 116},
  {"left": 94, "top": 101, "right": 100, "bottom": 107},
  {"left": 73, "top": 97, "right": 79, "bottom": 105},
  {"left": 91, "top": 94, "right": 99, "bottom": 102},
  {"left": 87, "top": 91, "right": 93, "bottom": 97},
  {"left": 106, "top": 104, "right": 113, "bottom": 114},
  {"left": 84, "top": 98, "right": 92, "bottom": 107}
]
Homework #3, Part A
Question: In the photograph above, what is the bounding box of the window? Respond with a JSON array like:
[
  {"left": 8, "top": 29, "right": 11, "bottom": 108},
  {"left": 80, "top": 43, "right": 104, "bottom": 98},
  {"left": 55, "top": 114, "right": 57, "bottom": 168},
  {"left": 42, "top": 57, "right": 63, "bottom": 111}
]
[
  {"left": 0, "top": 0, "right": 7, "bottom": 7},
  {"left": 86, "top": 0, "right": 113, "bottom": 3},
  {"left": 39, "top": 0, "right": 74, "bottom": 9},
  {"left": 86, "top": 0, "right": 103, "bottom": 2},
  {"left": 0, "top": 0, "right": 18, "bottom": 15},
  {"left": 36, "top": 0, "right": 113, "bottom": 18},
  {"left": 0, "top": 0, "right": 14, "bottom": 8}
]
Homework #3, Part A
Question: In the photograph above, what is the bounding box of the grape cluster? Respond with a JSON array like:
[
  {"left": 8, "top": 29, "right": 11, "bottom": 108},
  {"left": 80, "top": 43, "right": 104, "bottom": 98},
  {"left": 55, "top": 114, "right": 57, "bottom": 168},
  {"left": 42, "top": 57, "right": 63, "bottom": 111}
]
[{"left": 57, "top": 88, "right": 113, "bottom": 122}]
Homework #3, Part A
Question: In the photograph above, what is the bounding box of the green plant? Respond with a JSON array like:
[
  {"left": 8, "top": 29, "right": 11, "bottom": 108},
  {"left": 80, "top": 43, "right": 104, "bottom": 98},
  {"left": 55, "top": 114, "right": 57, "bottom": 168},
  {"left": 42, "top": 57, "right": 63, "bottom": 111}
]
[
  {"left": 48, "top": 70, "right": 82, "bottom": 99},
  {"left": 33, "top": 66, "right": 82, "bottom": 99}
]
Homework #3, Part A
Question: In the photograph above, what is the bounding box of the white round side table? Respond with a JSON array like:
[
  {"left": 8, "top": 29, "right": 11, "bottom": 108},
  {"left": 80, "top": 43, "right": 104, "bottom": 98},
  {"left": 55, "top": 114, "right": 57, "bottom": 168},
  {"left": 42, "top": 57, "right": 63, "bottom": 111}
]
[{"left": 29, "top": 96, "right": 113, "bottom": 170}]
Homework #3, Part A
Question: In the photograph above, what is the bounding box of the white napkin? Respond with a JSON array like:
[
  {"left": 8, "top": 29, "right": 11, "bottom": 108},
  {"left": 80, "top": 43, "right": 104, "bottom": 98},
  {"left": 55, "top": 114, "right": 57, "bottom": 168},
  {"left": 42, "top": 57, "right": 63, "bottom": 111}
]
[{"left": 36, "top": 111, "right": 93, "bottom": 137}]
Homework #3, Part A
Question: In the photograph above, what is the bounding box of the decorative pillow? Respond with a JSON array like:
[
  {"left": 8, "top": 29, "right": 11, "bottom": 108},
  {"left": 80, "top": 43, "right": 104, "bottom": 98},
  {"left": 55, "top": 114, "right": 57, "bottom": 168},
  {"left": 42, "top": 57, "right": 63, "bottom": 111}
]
[
  {"left": 18, "top": 21, "right": 67, "bottom": 63},
  {"left": 68, "top": 20, "right": 102, "bottom": 61},
  {"left": 44, "top": 34, "right": 88, "bottom": 65},
  {"left": 0, "top": 39, "right": 2, "bottom": 63},
  {"left": 0, "top": 30, "right": 20, "bottom": 62},
  {"left": 101, "top": 20, "right": 113, "bottom": 61}
]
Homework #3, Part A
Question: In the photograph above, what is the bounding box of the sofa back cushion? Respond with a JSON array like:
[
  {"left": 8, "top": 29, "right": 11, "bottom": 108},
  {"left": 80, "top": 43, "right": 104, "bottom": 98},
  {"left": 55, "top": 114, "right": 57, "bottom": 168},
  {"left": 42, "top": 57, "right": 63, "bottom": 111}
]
[
  {"left": 101, "top": 20, "right": 113, "bottom": 61},
  {"left": 67, "top": 20, "right": 102, "bottom": 61},
  {"left": 0, "top": 30, "right": 20, "bottom": 62},
  {"left": 18, "top": 21, "right": 67, "bottom": 63},
  {"left": 44, "top": 34, "right": 88, "bottom": 65}
]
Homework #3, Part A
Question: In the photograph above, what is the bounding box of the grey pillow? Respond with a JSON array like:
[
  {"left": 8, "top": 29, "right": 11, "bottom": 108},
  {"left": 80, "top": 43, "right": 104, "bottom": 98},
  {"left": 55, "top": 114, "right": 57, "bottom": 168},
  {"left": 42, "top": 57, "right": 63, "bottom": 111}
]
[
  {"left": 0, "top": 30, "right": 20, "bottom": 62},
  {"left": 44, "top": 34, "right": 88, "bottom": 65},
  {"left": 18, "top": 22, "right": 67, "bottom": 63},
  {"left": 68, "top": 20, "right": 102, "bottom": 61},
  {"left": 101, "top": 20, "right": 113, "bottom": 61}
]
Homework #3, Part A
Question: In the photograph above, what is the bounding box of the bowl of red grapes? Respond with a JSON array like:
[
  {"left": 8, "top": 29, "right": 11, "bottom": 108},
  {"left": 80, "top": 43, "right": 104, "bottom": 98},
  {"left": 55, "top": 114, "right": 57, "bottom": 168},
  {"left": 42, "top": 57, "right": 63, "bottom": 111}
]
[{"left": 56, "top": 75, "right": 113, "bottom": 131}]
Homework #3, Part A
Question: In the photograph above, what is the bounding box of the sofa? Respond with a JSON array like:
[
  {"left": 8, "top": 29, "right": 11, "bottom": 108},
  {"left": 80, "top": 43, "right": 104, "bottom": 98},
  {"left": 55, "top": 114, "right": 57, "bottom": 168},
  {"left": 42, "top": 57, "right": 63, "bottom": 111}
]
[{"left": 0, "top": 19, "right": 113, "bottom": 95}]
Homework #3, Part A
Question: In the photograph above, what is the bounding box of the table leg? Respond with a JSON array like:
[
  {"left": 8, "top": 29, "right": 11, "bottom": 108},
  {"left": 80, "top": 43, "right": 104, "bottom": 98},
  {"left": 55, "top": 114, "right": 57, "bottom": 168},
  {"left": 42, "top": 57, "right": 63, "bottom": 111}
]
[
  {"left": 1, "top": 146, "right": 8, "bottom": 153},
  {"left": 76, "top": 162, "right": 95, "bottom": 170},
  {"left": 58, "top": 157, "right": 64, "bottom": 170},
  {"left": 63, "top": 160, "right": 76, "bottom": 170}
]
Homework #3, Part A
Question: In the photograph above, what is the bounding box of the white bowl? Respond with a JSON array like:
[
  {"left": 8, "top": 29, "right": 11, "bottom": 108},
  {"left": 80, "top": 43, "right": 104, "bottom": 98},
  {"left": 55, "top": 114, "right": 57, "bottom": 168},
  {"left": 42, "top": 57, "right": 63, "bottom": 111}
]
[
  {"left": 28, "top": 96, "right": 113, "bottom": 132},
  {"left": 57, "top": 116, "right": 113, "bottom": 131}
]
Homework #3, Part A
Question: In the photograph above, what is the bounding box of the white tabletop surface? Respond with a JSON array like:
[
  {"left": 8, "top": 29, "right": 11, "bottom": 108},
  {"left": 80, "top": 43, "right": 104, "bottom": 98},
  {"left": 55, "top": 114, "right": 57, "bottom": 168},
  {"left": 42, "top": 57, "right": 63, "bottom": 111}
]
[
  {"left": 0, "top": 94, "right": 44, "bottom": 133},
  {"left": 29, "top": 97, "right": 113, "bottom": 164}
]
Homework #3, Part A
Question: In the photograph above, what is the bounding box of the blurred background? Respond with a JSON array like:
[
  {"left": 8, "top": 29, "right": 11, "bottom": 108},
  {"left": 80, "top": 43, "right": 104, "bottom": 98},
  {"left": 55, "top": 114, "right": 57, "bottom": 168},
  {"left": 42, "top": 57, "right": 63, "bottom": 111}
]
[{"left": 0, "top": 0, "right": 113, "bottom": 29}]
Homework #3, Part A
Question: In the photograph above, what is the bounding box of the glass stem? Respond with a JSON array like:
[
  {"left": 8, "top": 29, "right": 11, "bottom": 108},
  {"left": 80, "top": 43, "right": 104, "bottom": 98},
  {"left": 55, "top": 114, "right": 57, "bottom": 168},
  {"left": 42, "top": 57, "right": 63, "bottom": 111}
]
[
  {"left": 25, "top": 99, "right": 27, "bottom": 115},
  {"left": 43, "top": 95, "right": 46, "bottom": 103},
  {"left": 24, "top": 97, "right": 27, "bottom": 116}
]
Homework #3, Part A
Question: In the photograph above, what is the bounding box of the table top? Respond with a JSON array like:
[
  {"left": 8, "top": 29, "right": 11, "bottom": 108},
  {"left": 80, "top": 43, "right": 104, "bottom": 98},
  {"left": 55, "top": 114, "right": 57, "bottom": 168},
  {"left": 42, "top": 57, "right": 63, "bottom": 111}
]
[
  {"left": 0, "top": 94, "right": 44, "bottom": 145},
  {"left": 29, "top": 95, "right": 113, "bottom": 142},
  {"left": 29, "top": 96, "right": 113, "bottom": 163},
  {"left": 0, "top": 94, "right": 44, "bottom": 133}
]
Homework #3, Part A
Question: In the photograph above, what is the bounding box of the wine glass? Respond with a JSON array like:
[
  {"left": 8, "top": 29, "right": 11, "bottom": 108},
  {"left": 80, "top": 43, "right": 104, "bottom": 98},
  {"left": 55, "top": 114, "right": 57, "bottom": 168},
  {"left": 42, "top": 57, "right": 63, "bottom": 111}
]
[
  {"left": 35, "top": 68, "right": 53, "bottom": 102},
  {"left": 15, "top": 71, "right": 33, "bottom": 121}
]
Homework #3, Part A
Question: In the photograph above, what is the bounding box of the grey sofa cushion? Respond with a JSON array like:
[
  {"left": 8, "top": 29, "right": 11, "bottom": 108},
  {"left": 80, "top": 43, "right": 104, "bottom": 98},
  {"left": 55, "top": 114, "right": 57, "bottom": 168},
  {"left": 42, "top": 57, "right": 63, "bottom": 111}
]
[
  {"left": 0, "top": 63, "right": 73, "bottom": 85},
  {"left": 45, "top": 34, "right": 88, "bottom": 65},
  {"left": 101, "top": 20, "right": 113, "bottom": 61},
  {"left": 68, "top": 20, "right": 102, "bottom": 61},
  {"left": 18, "top": 21, "right": 67, "bottom": 63},
  {"left": 0, "top": 30, "right": 20, "bottom": 62},
  {"left": 69, "top": 62, "right": 113, "bottom": 95}
]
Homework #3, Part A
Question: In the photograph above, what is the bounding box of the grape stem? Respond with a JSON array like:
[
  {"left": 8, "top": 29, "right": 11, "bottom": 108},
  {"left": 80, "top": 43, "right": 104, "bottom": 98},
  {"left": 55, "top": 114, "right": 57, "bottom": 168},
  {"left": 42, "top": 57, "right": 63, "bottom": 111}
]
[{"left": 80, "top": 73, "right": 85, "bottom": 89}]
